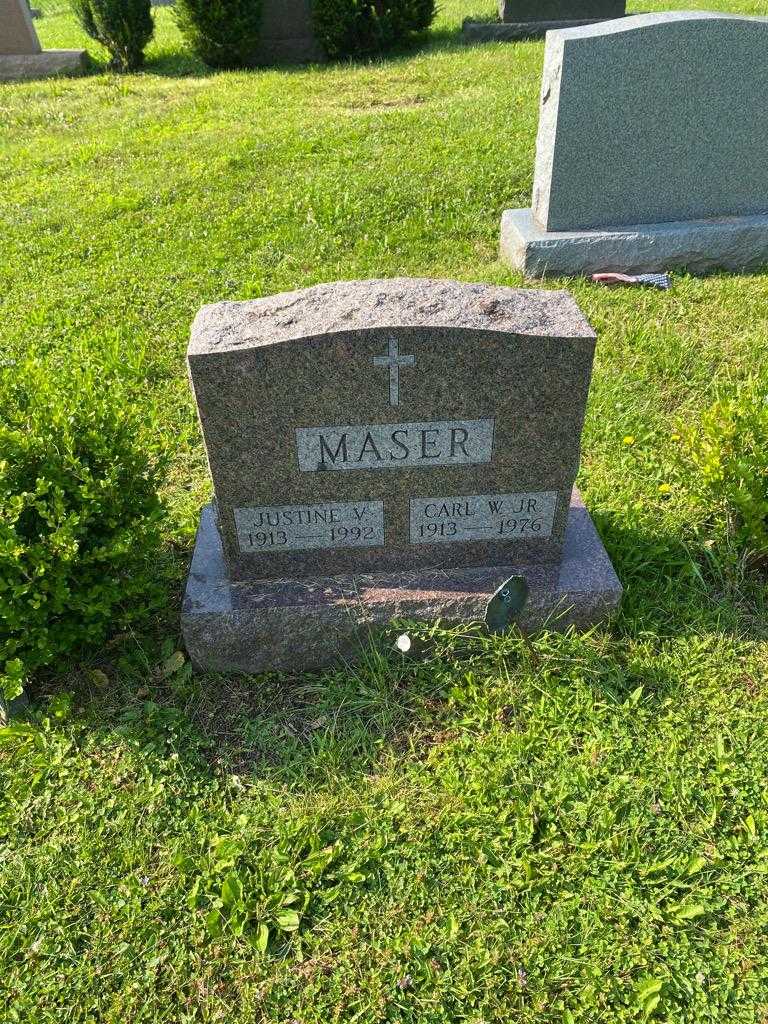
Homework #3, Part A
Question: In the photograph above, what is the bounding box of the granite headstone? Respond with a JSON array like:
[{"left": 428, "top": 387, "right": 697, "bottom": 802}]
[
  {"left": 1, "top": 0, "right": 40, "bottom": 53},
  {"left": 501, "top": 11, "right": 768, "bottom": 276},
  {"left": 499, "top": 0, "right": 624, "bottom": 20},
  {"left": 0, "top": 0, "right": 86, "bottom": 80},
  {"left": 463, "top": 0, "right": 625, "bottom": 44},
  {"left": 182, "top": 278, "right": 621, "bottom": 674},
  {"left": 252, "top": 0, "right": 324, "bottom": 64}
]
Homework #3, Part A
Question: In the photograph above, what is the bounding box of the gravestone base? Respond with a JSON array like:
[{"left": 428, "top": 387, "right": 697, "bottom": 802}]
[
  {"left": 182, "top": 490, "right": 621, "bottom": 675},
  {"left": 501, "top": 207, "right": 768, "bottom": 278},
  {"left": 0, "top": 49, "right": 87, "bottom": 81},
  {"left": 0, "top": 689, "right": 30, "bottom": 725},
  {"left": 462, "top": 18, "right": 615, "bottom": 43}
]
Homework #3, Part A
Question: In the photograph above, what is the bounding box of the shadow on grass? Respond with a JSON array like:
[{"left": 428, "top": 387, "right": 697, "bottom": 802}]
[
  {"left": 76, "top": 48, "right": 214, "bottom": 80},
  {"left": 594, "top": 511, "right": 768, "bottom": 641},
  {"left": 110, "top": 616, "right": 478, "bottom": 782},
  {"left": 28, "top": 577, "right": 508, "bottom": 788},
  {"left": 21, "top": 513, "right": 766, "bottom": 790},
  {"left": 138, "top": 22, "right": 469, "bottom": 80},
  {"left": 142, "top": 48, "right": 212, "bottom": 79}
]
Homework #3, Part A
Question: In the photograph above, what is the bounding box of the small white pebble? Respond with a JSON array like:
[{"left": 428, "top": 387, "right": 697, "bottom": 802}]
[{"left": 395, "top": 634, "right": 412, "bottom": 654}]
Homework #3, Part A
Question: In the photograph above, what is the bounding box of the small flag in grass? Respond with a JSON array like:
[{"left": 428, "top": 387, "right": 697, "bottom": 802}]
[{"left": 591, "top": 272, "right": 672, "bottom": 289}]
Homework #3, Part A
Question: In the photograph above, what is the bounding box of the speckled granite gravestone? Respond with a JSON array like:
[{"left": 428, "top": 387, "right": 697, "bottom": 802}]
[
  {"left": 182, "top": 278, "right": 621, "bottom": 673},
  {"left": 463, "top": 0, "right": 625, "bottom": 44},
  {"left": 501, "top": 12, "right": 768, "bottom": 277},
  {"left": 252, "top": 0, "right": 324, "bottom": 64},
  {"left": 498, "top": 0, "right": 623, "bottom": 19},
  {"left": 0, "top": 0, "right": 86, "bottom": 80}
]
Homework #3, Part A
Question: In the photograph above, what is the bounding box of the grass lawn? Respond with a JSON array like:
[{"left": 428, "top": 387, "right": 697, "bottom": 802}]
[{"left": 2, "top": 0, "right": 768, "bottom": 1020}]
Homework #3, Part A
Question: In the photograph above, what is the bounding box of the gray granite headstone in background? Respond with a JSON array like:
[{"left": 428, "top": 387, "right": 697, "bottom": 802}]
[
  {"left": 533, "top": 11, "right": 768, "bottom": 232},
  {"left": 0, "top": 0, "right": 86, "bottom": 79},
  {"left": 252, "top": 0, "right": 325, "bottom": 64},
  {"left": 463, "top": 0, "right": 624, "bottom": 45},
  {"left": 499, "top": 0, "right": 624, "bottom": 19},
  {"left": 182, "top": 279, "right": 621, "bottom": 674},
  {"left": 0, "top": 0, "right": 41, "bottom": 54},
  {"left": 501, "top": 11, "right": 768, "bottom": 276}
]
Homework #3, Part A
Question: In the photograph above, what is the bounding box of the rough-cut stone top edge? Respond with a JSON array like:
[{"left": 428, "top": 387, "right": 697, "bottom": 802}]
[
  {"left": 188, "top": 278, "right": 595, "bottom": 356},
  {"left": 551, "top": 9, "right": 768, "bottom": 43}
]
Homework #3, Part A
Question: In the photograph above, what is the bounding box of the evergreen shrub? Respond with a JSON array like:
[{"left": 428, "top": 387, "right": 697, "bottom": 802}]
[
  {"left": 0, "top": 359, "right": 168, "bottom": 701},
  {"left": 71, "top": 0, "right": 154, "bottom": 72},
  {"left": 175, "top": 0, "right": 265, "bottom": 69},
  {"left": 312, "top": 0, "right": 436, "bottom": 60}
]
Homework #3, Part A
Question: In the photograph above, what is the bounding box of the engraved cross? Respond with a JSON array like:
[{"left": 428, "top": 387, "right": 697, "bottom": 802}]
[{"left": 373, "top": 336, "right": 415, "bottom": 407}]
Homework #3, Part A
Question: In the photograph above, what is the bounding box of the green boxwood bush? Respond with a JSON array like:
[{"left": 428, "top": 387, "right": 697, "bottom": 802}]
[
  {"left": 175, "top": 0, "right": 435, "bottom": 69},
  {"left": 313, "top": 0, "right": 436, "bottom": 59},
  {"left": 0, "top": 360, "right": 168, "bottom": 702},
  {"left": 71, "top": 0, "right": 154, "bottom": 71},
  {"left": 175, "top": 0, "right": 265, "bottom": 69}
]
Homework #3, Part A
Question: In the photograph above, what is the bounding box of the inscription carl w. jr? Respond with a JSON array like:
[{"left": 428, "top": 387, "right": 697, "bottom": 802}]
[{"left": 410, "top": 491, "right": 557, "bottom": 545}]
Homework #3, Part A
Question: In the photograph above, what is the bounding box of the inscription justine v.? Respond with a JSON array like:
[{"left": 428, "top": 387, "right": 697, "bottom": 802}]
[
  {"left": 296, "top": 419, "right": 494, "bottom": 473},
  {"left": 235, "top": 501, "right": 384, "bottom": 553}
]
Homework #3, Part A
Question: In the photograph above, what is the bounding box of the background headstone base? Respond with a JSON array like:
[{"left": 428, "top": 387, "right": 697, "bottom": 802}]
[
  {"left": 501, "top": 208, "right": 768, "bottom": 278},
  {"left": 182, "top": 490, "right": 621, "bottom": 675},
  {"left": 462, "top": 18, "right": 614, "bottom": 43},
  {"left": 498, "top": 0, "right": 625, "bottom": 18},
  {"left": 0, "top": 50, "right": 87, "bottom": 81},
  {"left": 0, "top": 689, "right": 30, "bottom": 725}
]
